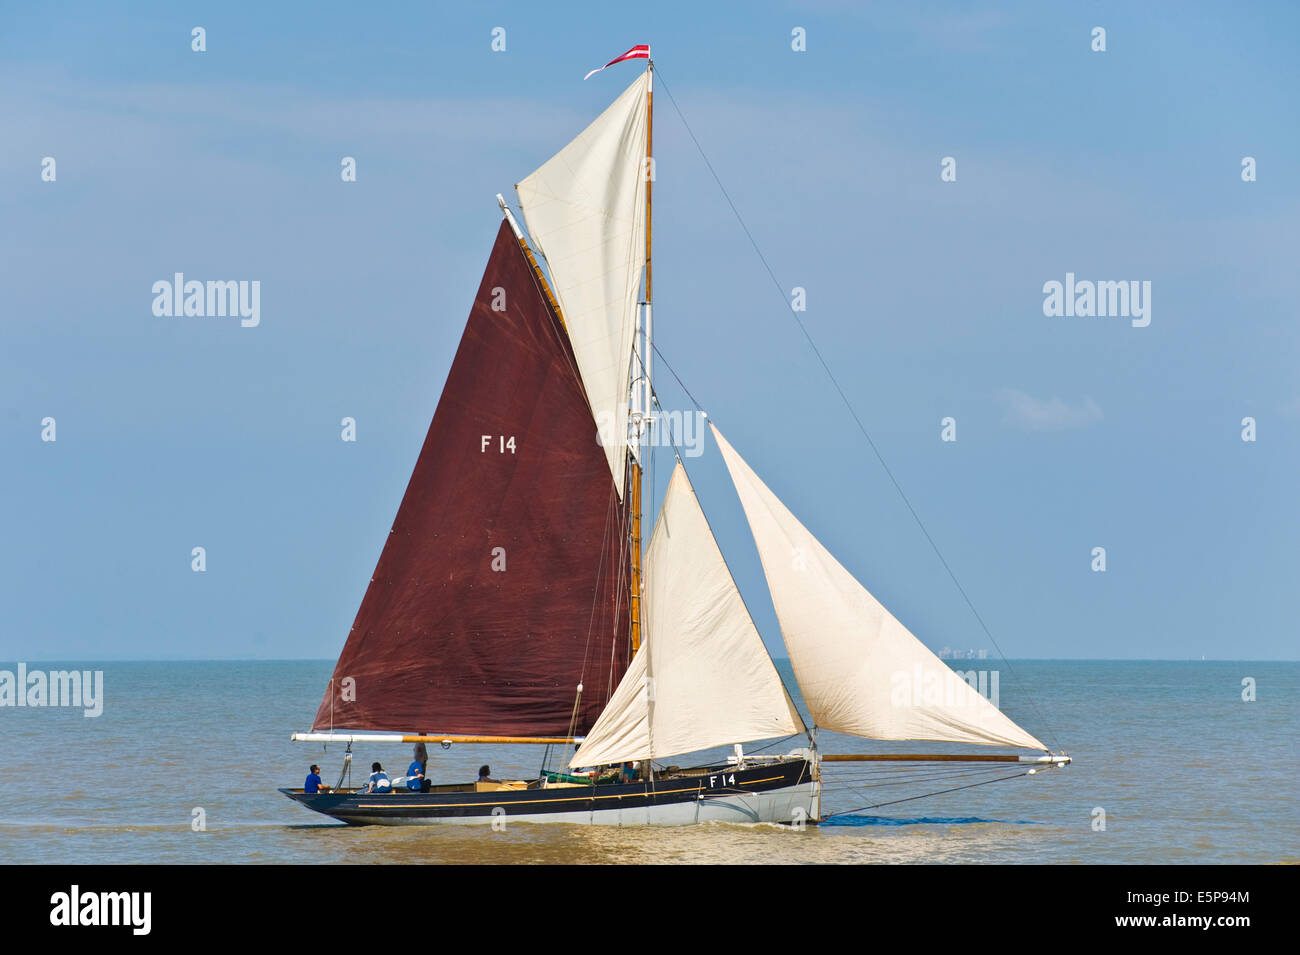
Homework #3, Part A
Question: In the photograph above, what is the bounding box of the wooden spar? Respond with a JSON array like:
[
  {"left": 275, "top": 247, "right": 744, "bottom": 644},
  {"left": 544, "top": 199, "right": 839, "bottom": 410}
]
[
  {"left": 496, "top": 193, "right": 567, "bottom": 330},
  {"left": 823, "top": 753, "right": 1070, "bottom": 764},
  {"left": 629, "top": 457, "right": 643, "bottom": 654},
  {"left": 629, "top": 61, "right": 653, "bottom": 656},
  {"left": 824, "top": 754, "right": 1016, "bottom": 762},
  {"left": 293, "top": 732, "right": 579, "bottom": 745}
]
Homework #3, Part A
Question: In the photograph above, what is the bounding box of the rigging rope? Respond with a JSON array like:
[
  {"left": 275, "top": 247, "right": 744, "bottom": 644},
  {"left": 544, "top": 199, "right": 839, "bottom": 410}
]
[
  {"left": 653, "top": 67, "right": 1062, "bottom": 753},
  {"left": 827, "top": 765, "right": 1026, "bottom": 789},
  {"left": 824, "top": 768, "right": 1034, "bottom": 818}
]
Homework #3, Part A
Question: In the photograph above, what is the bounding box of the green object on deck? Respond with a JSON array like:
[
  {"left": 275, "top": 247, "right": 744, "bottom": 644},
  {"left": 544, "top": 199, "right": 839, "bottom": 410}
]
[{"left": 543, "top": 770, "right": 594, "bottom": 785}]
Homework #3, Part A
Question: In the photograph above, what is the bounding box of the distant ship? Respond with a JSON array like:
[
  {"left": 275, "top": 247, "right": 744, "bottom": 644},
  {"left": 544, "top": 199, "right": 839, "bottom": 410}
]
[{"left": 280, "top": 50, "right": 1068, "bottom": 826}]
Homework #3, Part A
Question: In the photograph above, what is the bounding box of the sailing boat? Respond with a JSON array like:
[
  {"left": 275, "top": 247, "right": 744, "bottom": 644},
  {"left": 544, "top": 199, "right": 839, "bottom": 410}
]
[{"left": 280, "top": 52, "right": 1069, "bottom": 827}]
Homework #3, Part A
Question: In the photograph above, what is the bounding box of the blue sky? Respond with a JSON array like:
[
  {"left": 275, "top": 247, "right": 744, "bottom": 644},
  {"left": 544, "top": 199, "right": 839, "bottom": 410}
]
[{"left": 2, "top": 1, "right": 1296, "bottom": 661}]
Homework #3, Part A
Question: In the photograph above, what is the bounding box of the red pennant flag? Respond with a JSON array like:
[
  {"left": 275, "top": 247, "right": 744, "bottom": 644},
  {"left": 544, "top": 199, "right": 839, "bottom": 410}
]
[{"left": 584, "top": 44, "right": 650, "bottom": 80}]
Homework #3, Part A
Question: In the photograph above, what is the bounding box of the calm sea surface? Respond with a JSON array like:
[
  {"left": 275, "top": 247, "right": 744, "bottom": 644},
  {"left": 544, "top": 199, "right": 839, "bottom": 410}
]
[{"left": 0, "top": 660, "right": 1294, "bottom": 864}]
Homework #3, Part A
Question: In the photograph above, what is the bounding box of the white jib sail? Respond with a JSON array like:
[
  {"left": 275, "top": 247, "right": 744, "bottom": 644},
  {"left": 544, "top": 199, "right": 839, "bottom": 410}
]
[
  {"left": 516, "top": 70, "right": 649, "bottom": 498},
  {"left": 571, "top": 462, "right": 805, "bottom": 768},
  {"left": 711, "top": 425, "right": 1048, "bottom": 751}
]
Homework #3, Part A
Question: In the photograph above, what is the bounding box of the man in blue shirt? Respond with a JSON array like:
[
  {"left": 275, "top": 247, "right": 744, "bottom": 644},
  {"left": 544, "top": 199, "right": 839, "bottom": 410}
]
[{"left": 304, "top": 764, "right": 330, "bottom": 795}]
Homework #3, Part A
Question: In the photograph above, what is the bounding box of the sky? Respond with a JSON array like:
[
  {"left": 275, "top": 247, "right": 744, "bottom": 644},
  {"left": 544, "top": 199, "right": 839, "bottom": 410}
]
[{"left": 2, "top": 1, "right": 1297, "bottom": 661}]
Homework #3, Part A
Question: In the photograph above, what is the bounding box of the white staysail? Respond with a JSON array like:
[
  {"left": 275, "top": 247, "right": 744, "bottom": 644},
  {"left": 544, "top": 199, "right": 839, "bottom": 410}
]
[
  {"left": 571, "top": 462, "right": 805, "bottom": 768},
  {"left": 516, "top": 70, "right": 649, "bottom": 498},
  {"left": 712, "top": 425, "right": 1048, "bottom": 752}
]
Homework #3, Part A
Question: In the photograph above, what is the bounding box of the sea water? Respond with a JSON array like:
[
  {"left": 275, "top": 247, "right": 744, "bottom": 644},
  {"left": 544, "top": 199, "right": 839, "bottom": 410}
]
[{"left": 0, "top": 660, "right": 1294, "bottom": 864}]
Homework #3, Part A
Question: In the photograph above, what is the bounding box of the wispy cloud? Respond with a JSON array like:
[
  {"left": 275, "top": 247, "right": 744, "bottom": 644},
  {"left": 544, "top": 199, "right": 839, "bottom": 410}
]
[
  {"left": 998, "top": 388, "right": 1103, "bottom": 432},
  {"left": 0, "top": 68, "right": 587, "bottom": 184}
]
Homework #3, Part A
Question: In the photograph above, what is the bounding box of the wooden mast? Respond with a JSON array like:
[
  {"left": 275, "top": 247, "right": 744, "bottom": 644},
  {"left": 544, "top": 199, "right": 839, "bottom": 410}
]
[
  {"left": 629, "top": 59, "right": 653, "bottom": 657},
  {"left": 629, "top": 464, "right": 642, "bottom": 655}
]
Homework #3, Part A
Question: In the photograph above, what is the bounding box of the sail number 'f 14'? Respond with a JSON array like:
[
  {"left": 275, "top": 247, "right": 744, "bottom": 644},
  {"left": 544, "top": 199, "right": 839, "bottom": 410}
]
[{"left": 481, "top": 435, "right": 517, "bottom": 453}]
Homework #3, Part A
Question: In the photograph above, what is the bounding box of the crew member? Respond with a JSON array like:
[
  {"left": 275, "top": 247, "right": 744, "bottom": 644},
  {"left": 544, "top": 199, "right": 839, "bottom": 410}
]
[{"left": 304, "top": 764, "right": 331, "bottom": 794}]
